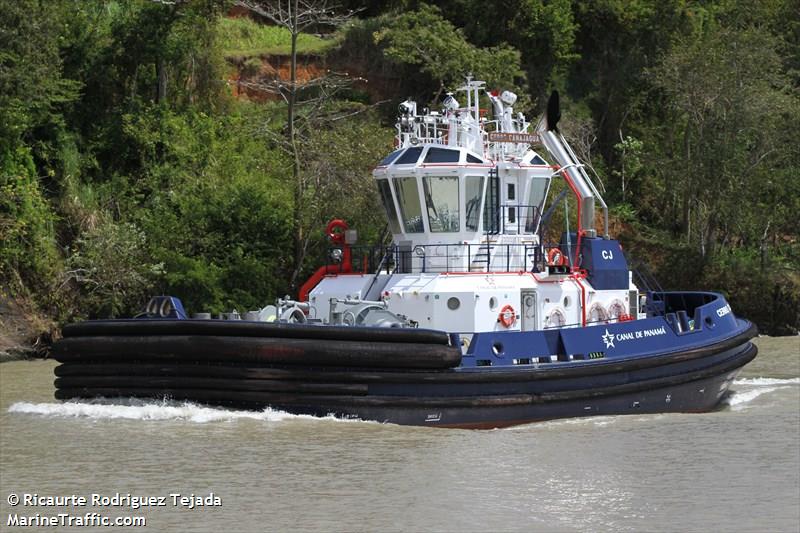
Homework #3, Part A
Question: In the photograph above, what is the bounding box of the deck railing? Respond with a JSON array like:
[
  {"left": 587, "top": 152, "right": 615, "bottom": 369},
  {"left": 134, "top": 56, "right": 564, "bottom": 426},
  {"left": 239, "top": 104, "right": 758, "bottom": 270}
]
[{"left": 330, "top": 241, "right": 567, "bottom": 275}]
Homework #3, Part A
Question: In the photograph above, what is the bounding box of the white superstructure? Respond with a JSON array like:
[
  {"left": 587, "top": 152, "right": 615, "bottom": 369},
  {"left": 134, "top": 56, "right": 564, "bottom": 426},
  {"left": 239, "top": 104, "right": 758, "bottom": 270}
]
[{"left": 304, "top": 79, "right": 642, "bottom": 339}]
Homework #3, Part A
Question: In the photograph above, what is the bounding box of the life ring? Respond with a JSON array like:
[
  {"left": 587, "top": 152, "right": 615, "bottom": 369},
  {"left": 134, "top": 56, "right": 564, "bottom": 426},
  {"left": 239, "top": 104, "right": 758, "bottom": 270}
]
[
  {"left": 545, "top": 308, "right": 566, "bottom": 328},
  {"left": 607, "top": 300, "right": 626, "bottom": 321},
  {"left": 498, "top": 304, "right": 516, "bottom": 328},
  {"left": 588, "top": 302, "right": 608, "bottom": 324},
  {"left": 547, "top": 248, "right": 566, "bottom": 266},
  {"left": 326, "top": 219, "right": 348, "bottom": 245}
]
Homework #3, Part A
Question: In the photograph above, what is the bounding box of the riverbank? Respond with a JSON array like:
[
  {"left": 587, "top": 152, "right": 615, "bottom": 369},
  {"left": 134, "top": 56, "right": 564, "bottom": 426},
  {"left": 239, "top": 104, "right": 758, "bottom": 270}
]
[{"left": 0, "top": 295, "right": 56, "bottom": 363}]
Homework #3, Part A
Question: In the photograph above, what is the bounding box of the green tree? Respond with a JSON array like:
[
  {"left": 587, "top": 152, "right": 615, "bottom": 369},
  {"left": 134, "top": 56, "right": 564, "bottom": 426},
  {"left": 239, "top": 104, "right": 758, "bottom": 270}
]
[
  {"left": 61, "top": 221, "right": 164, "bottom": 318},
  {"left": 236, "top": 0, "right": 358, "bottom": 290},
  {"left": 0, "top": 147, "right": 59, "bottom": 292},
  {"left": 374, "top": 4, "right": 525, "bottom": 100},
  {"left": 0, "top": 0, "right": 78, "bottom": 293},
  {"left": 430, "top": 0, "right": 577, "bottom": 101},
  {"left": 568, "top": 0, "right": 690, "bottom": 172},
  {"left": 299, "top": 109, "right": 396, "bottom": 267},
  {"left": 0, "top": 0, "right": 80, "bottom": 151},
  {"left": 649, "top": 26, "right": 798, "bottom": 257},
  {"left": 125, "top": 103, "right": 294, "bottom": 314}
]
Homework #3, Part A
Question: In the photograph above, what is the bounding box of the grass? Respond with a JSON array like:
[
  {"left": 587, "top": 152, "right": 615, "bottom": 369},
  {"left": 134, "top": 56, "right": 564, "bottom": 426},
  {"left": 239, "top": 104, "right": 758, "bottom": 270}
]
[{"left": 218, "top": 16, "right": 336, "bottom": 58}]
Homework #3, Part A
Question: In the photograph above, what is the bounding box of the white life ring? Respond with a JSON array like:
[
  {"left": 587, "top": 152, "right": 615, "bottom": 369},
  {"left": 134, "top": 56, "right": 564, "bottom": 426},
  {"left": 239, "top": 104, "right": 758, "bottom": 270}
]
[{"left": 498, "top": 305, "right": 516, "bottom": 328}]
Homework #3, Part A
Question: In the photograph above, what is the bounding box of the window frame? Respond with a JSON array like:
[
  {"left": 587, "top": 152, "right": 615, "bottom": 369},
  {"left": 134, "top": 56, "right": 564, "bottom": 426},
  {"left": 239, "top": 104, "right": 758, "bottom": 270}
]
[
  {"left": 392, "top": 176, "right": 425, "bottom": 233},
  {"left": 422, "top": 175, "right": 461, "bottom": 233}
]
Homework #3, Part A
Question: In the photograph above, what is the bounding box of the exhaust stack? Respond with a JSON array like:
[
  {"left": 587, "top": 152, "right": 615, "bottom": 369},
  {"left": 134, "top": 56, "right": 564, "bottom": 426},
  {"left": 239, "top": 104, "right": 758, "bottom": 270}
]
[{"left": 537, "top": 91, "right": 608, "bottom": 239}]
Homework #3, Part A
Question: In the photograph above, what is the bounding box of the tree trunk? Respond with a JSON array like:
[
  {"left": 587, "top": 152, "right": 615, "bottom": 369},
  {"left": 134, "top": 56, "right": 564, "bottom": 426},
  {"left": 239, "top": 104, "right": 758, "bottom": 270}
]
[
  {"left": 156, "top": 57, "right": 167, "bottom": 104},
  {"left": 287, "top": 0, "right": 305, "bottom": 292},
  {"left": 681, "top": 121, "right": 692, "bottom": 241},
  {"left": 702, "top": 215, "right": 717, "bottom": 259},
  {"left": 759, "top": 220, "right": 770, "bottom": 272}
]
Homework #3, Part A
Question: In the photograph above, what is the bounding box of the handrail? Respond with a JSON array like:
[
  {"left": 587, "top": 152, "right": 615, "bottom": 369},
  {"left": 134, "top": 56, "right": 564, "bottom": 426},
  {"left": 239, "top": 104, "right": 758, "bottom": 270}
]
[
  {"left": 325, "top": 242, "right": 568, "bottom": 275},
  {"left": 363, "top": 249, "right": 394, "bottom": 298},
  {"left": 495, "top": 204, "right": 541, "bottom": 235}
]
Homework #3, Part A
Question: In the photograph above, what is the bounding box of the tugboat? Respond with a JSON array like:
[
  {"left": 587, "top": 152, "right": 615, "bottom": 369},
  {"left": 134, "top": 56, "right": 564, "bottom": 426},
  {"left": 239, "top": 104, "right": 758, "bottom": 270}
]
[{"left": 52, "top": 79, "right": 758, "bottom": 428}]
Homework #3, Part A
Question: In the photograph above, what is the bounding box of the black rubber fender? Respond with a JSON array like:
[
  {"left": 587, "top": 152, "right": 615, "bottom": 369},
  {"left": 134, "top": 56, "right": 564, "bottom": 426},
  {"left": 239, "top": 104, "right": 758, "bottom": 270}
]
[
  {"left": 62, "top": 319, "right": 451, "bottom": 345},
  {"left": 54, "top": 375, "right": 367, "bottom": 395},
  {"left": 53, "top": 325, "right": 756, "bottom": 381},
  {"left": 53, "top": 343, "right": 756, "bottom": 408},
  {"left": 51, "top": 335, "right": 462, "bottom": 369}
]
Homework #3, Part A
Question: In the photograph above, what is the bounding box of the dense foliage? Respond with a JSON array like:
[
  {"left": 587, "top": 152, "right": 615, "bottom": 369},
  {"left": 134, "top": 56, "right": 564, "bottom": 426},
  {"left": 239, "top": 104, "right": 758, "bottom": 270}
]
[{"left": 1, "top": 0, "right": 797, "bottom": 334}]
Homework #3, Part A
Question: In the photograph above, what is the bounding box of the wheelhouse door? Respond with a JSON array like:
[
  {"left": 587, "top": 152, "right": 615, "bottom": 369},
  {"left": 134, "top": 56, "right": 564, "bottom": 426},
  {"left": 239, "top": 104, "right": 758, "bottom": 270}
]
[{"left": 521, "top": 289, "right": 538, "bottom": 331}]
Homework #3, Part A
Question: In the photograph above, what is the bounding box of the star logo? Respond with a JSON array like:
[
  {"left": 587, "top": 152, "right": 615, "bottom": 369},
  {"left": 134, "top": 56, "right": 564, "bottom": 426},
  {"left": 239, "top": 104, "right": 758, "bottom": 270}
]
[{"left": 601, "top": 329, "right": 615, "bottom": 349}]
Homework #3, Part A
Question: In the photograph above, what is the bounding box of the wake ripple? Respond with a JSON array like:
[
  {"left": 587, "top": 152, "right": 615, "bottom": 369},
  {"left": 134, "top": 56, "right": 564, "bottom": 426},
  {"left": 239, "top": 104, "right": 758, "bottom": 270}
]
[
  {"left": 7, "top": 399, "right": 350, "bottom": 424},
  {"left": 727, "top": 376, "right": 799, "bottom": 410},
  {"left": 733, "top": 377, "right": 800, "bottom": 386},
  {"left": 10, "top": 377, "right": 797, "bottom": 422}
]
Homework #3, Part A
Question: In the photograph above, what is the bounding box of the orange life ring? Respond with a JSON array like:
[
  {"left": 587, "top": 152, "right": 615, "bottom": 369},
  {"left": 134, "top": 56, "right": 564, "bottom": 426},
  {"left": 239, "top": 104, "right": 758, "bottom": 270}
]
[
  {"left": 547, "top": 247, "right": 566, "bottom": 266},
  {"left": 498, "top": 304, "right": 516, "bottom": 328},
  {"left": 326, "top": 219, "right": 348, "bottom": 245}
]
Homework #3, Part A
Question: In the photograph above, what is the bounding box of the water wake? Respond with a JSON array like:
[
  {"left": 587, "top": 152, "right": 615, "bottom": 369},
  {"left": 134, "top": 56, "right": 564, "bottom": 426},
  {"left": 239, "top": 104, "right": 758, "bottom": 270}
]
[
  {"left": 504, "top": 415, "right": 625, "bottom": 431},
  {"left": 733, "top": 377, "right": 800, "bottom": 386},
  {"left": 726, "top": 387, "right": 783, "bottom": 408},
  {"left": 8, "top": 399, "right": 347, "bottom": 424},
  {"left": 727, "top": 376, "right": 798, "bottom": 410},
  {"left": 11, "top": 377, "right": 796, "bottom": 423}
]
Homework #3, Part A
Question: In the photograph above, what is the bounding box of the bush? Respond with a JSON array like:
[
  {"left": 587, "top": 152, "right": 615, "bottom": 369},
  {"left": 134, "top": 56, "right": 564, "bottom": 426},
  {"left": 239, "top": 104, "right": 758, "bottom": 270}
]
[
  {"left": 120, "top": 103, "right": 294, "bottom": 315},
  {"left": 0, "top": 146, "right": 60, "bottom": 293},
  {"left": 62, "top": 221, "right": 163, "bottom": 318}
]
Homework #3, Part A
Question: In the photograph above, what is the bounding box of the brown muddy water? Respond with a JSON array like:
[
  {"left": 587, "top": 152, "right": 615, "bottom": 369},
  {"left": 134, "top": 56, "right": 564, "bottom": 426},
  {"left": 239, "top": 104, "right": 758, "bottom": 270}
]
[{"left": 1, "top": 336, "right": 798, "bottom": 532}]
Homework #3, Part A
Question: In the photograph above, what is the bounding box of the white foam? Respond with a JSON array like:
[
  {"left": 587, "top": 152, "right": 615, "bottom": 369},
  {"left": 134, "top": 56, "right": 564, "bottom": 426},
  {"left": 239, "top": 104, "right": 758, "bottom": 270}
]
[
  {"left": 8, "top": 399, "right": 352, "bottom": 424},
  {"left": 725, "top": 376, "right": 798, "bottom": 410},
  {"left": 733, "top": 377, "right": 800, "bottom": 386},
  {"left": 726, "top": 387, "right": 787, "bottom": 410},
  {"left": 504, "top": 415, "right": 622, "bottom": 431}
]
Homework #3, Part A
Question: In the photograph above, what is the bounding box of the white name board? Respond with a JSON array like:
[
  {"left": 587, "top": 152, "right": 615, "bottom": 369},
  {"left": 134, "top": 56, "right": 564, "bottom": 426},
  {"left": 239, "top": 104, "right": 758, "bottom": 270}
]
[{"left": 487, "top": 132, "right": 541, "bottom": 144}]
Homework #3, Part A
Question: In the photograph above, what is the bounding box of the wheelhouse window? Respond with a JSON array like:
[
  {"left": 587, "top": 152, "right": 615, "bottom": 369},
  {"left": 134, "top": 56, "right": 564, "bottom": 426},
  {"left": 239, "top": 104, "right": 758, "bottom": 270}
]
[
  {"left": 392, "top": 177, "right": 424, "bottom": 233},
  {"left": 423, "top": 176, "right": 460, "bottom": 232},
  {"left": 525, "top": 177, "right": 551, "bottom": 233},
  {"left": 465, "top": 175, "right": 485, "bottom": 231},
  {"left": 376, "top": 179, "right": 402, "bottom": 233},
  {"left": 395, "top": 147, "right": 423, "bottom": 165},
  {"left": 424, "top": 147, "right": 460, "bottom": 163},
  {"left": 526, "top": 177, "right": 551, "bottom": 210},
  {"left": 378, "top": 149, "right": 404, "bottom": 167}
]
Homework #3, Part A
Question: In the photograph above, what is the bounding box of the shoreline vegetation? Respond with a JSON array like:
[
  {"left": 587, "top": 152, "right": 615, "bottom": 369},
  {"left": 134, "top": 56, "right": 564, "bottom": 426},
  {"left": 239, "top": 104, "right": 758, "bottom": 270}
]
[{"left": 1, "top": 0, "right": 798, "bottom": 358}]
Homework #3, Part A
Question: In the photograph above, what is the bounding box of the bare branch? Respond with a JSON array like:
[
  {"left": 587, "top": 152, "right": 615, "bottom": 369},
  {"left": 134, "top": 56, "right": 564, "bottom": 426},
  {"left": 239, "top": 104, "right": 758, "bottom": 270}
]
[
  {"left": 235, "top": 1, "right": 358, "bottom": 32},
  {"left": 327, "top": 100, "right": 389, "bottom": 122},
  {"left": 231, "top": 0, "right": 365, "bottom": 290}
]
